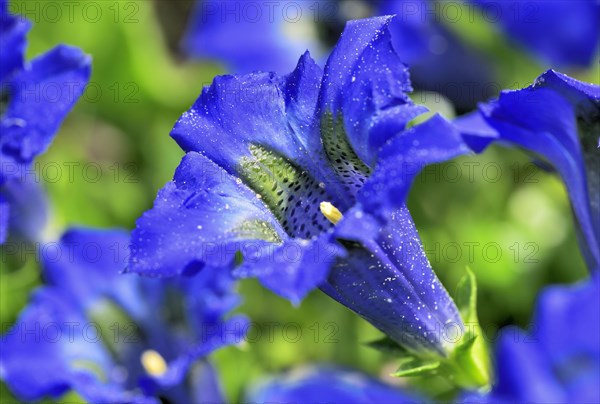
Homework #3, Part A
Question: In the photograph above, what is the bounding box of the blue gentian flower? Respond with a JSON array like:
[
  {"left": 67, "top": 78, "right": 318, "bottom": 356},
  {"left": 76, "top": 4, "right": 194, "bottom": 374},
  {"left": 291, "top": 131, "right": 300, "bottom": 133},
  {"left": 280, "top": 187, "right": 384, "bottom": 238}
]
[
  {"left": 0, "top": 228, "right": 245, "bottom": 403},
  {"left": 379, "top": 0, "right": 493, "bottom": 112},
  {"left": 456, "top": 70, "right": 600, "bottom": 271},
  {"left": 0, "top": 0, "right": 91, "bottom": 243},
  {"left": 181, "top": 0, "right": 323, "bottom": 74},
  {"left": 129, "top": 15, "right": 484, "bottom": 374},
  {"left": 471, "top": 0, "right": 600, "bottom": 67},
  {"left": 463, "top": 274, "right": 600, "bottom": 403},
  {"left": 246, "top": 365, "right": 421, "bottom": 403},
  {"left": 182, "top": 0, "right": 492, "bottom": 111}
]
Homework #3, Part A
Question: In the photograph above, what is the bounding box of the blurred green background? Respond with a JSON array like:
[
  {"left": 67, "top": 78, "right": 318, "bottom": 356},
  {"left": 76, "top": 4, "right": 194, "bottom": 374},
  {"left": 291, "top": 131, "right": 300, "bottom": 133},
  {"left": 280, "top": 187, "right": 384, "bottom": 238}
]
[{"left": 1, "top": 0, "right": 597, "bottom": 402}]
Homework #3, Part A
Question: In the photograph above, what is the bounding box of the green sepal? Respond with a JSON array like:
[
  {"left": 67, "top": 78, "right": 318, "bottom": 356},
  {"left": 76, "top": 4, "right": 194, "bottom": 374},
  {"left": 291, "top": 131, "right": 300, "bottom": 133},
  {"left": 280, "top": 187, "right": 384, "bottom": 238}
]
[
  {"left": 445, "top": 267, "right": 492, "bottom": 390},
  {"left": 366, "top": 336, "right": 411, "bottom": 357},
  {"left": 454, "top": 332, "right": 478, "bottom": 355},
  {"left": 393, "top": 358, "right": 441, "bottom": 377},
  {"left": 367, "top": 337, "right": 442, "bottom": 378},
  {"left": 456, "top": 266, "right": 477, "bottom": 322}
]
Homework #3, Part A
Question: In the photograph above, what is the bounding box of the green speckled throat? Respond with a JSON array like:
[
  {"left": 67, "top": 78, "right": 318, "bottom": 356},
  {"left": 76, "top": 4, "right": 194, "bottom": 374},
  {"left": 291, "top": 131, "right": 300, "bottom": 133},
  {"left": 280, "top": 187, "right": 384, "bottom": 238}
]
[{"left": 237, "top": 114, "right": 371, "bottom": 239}]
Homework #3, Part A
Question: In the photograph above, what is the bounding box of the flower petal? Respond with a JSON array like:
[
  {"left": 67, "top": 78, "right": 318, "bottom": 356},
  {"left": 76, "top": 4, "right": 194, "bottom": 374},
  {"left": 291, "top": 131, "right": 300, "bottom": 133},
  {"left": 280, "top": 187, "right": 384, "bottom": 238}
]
[
  {"left": 533, "top": 275, "right": 600, "bottom": 401},
  {"left": 473, "top": 71, "right": 599, "bottom": 270},
  {"left": 189, "top": 360, "right": 226, "bottom": 404},
  {"left": 454, "top": 111, "right": 499, "bottom": 153},
  {"left": 0, "top": 176, "right": 48, "bottom": 243},
  {"left": 246, "top": 366, "right": 420, "bottom": 404},
  {"left": 383, "top": 1, "right": 493, "bottom": 112},
  {"left": 319, "top": 15, "right": 426, "bottom": 166},
  {"left": 489, "top": 327, "right": 565, "bottom": 403},
  {"left": 1, "top": 45, "right": 91, "bottom": 182},
  {"left": 359, "top": 115, "right": 471, "bottom": 219},
  {"left": 0, "top": 194, "right": 7, "bottom": 243},
  {"left": 42, "top": 228, "right": 146, "bottom": 317},
  {"left": 181, "top": 0, "right": 321, "bottom": 74},
  {"left": 0, "top": 0, "right": 30, "bottom": 84},
  {"left": 472, "top": 0, "right": 600, "bottom": 67},
  {"left": 129, "top": 152, "right": 285, "bottom": 277},
  {"left": 171, "top": 51, "right": 324, "bottom": 175},
  {"left": 235, "top": 233, "right": 345, "bottom": 305}
]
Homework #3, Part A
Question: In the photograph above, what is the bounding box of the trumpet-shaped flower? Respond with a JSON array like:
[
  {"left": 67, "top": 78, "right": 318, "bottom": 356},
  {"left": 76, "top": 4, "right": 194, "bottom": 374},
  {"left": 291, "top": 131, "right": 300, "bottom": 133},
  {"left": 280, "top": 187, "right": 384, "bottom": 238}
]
[
  {"left": 129, "top": 16, "right": 489, "bottom": 382},
  {"left": 457, "top": 70, "right": 600, "bottom": 271},
  {"left": 0, "top": 228, "right": 245, "bottom": 403},
  {"left": 0, "top": 0, "right": 91, "bottom": 243}
]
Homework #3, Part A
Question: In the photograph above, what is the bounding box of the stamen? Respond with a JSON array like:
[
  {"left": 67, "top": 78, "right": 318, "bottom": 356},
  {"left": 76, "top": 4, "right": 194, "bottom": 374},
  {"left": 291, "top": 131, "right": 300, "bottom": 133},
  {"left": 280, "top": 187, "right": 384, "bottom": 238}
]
[
  {"left": 320, "top": 201, "right": 343, "bottom": 224},
  {"left": 141, "top": 349, "right": 167, "bottom": 377}
]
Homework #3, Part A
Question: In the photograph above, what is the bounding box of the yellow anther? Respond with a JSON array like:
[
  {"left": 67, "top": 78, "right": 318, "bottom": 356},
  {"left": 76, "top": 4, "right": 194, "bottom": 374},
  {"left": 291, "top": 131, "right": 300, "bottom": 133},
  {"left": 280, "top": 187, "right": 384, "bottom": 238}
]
[
  {"left": 141, "top": 349, "right": 168, "bottom": 377},
  {"left": 319, "top": 201, "right": 343, "bottom": 225}
]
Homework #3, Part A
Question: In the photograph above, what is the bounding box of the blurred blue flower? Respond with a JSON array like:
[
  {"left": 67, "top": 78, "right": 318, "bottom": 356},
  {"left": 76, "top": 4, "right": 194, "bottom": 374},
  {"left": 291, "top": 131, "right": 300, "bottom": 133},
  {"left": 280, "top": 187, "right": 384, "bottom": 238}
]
[
  {"left": 457, "top": 70, "right": 600, "bottom": 271},
  {"left": 471, "top": 0, "right": 600, "bottom": 67},
  {"left": 0, "top": 0, "right": 91, "bottom": 243},
  {"left": 129, "top": 16, "right": 472, "bottom": 360},
  {"left": 380, "top": 0, "right": 493, "bottom": 112},
  {"left": 0, "top": 228, "right": 245, "bottom": 403},
  {"left": 0, "top": 0, "right": 28, "bottom": 86},
  {"left": 182, "top": 0, "right": 492, "bottom": 111},
  {"left": 182, "top": 0, "right": 323, "bottom": 75},
  {"left": 0, "top": 174, "right": 47, "bottom": 243},
  {"left": 0, "top": 194, "right": 7, "bottom": 242},
  {"left": 463, "top": 274, "right": 600, "bottom": 403},
  {"left": 246, "top": 365, "right": 421, "bottom": 403}
]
